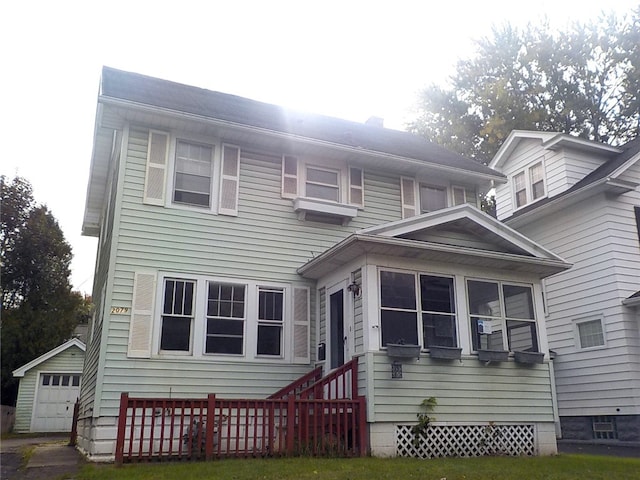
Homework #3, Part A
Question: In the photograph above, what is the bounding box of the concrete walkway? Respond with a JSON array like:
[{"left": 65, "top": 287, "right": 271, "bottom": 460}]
[{"left": 1, "top": 435, "right": 83, "bottom": 480}]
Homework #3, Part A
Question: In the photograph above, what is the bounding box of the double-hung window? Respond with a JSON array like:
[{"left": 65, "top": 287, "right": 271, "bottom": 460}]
[
  {"left": 257, "top": 287, "right": 284, "bottom": 356},
  {"left": 173, "top": 140, "right": 214, "bottom": 207},
  {"left": 206, "top": 282, "right": 246, "bottom": 355},
  {"left": 305, "top": 166, "right": 341, "bottom": 202},
  {"left": 468, "top": 280, "right": 538, "bottom": 352},
  {"left": 379, "top": 270, "right": 458, "bottom": 348},
  {"left": 513, "top": 161, "right": 545, "bottom": 209},
  {"left": 160, "top": 278, "right": 196, "bottom": 352},
  {"left": 420, "top": 185, "right": 447, "bottom": 213}
]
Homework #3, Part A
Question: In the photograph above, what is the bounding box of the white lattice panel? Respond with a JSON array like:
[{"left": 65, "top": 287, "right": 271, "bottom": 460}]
[{"left": 396, "top": 424, "right": 535, "bottom": 458}]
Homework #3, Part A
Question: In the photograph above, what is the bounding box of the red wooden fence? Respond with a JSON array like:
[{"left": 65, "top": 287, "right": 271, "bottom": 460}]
[{"left": 115, "top": 361, "right": 367, "bottom": 463}]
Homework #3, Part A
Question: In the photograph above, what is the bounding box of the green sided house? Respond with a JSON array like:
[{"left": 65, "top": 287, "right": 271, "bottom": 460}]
[{"left": 78, "top": 67, "right": 571, "bottom": 461}]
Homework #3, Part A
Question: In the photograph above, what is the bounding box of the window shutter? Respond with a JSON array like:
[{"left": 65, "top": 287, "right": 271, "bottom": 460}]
[
  {"left": 349, "top": 167, "right": 364, "bottom": 207},
  {"left": 218, "top": 144, "right": 240, "bottom": 216},
  {"left": 401, "top": 177, "right": 417, "bottom": 218},
  {"left": 281, "top": 155, "right": 298, "bottom": 199},
  {"left": 143, "top": 131, "right": 169, "bottom": 205},
  {"left": 127, "top": 272, "right": 156, "bottom": 358},
  {"left": 292, "top": 287, "right": 310, "bottom": 364}
]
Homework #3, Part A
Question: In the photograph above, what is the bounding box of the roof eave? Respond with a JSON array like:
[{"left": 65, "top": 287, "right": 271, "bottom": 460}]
[
  {"left": 99, "top": 95, "right": 506, "bottom": 184},
  {"left": 297, "top": 233, "right": 571, "bottom": 280}
]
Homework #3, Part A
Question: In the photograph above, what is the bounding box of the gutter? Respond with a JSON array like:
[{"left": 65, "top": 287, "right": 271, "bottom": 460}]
[
  {"left": 98, "top": 95, "right": 506, "bottom": 184},
  {"left": 505, "top": 177, "right": 638, "bottom": 228}
]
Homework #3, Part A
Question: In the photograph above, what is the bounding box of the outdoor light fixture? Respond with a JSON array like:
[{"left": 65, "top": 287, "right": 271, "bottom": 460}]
[{"left": 347, "top": 282, "right": 361, "bottom": 297}]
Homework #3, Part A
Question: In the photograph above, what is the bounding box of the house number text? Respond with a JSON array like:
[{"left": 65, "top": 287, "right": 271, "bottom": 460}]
[{"left": 110, "top": 306, "right": 130, "bottom": 315}]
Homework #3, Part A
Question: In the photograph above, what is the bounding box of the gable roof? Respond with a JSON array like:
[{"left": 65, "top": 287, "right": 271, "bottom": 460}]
[
  {"left": 100, "top": 66, "right": 502, "bottom": 179},
  {"left": 298, "top": 204, "right": 571, "bottom": 279},
  {"left": 489, "top": 130, "right": 623, "bottom": 170},
  {"left": 12, "top": 338, "right": 86, "bottom": 378},
  {"left": 502, "top": 134, "right": 640, "bottom": 225}
]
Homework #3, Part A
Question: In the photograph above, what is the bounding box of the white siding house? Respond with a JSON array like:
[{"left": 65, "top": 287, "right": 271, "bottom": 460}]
[
  {"left": 490, "top": 130, "right": 640, "bottom": 442},
  {"left": 79, "top": 68, "right": 570, "bottom": 460}
]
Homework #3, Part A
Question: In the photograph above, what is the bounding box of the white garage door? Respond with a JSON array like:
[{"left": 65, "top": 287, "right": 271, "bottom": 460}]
[{"left": 33, "top": 373, "right": 81, "bottom": 432}]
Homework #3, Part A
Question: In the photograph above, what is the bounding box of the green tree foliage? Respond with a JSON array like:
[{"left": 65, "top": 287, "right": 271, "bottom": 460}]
[
  {"left": 409, "top": 9, "right": 640, "bottom": 163},
  {"left": 1, "top": 175, "right": 90, "bottom": 405}
]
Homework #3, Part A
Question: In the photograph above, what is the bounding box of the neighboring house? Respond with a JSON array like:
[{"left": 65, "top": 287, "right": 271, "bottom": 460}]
[
  {"left": 12, "top": 338, "right": 85, "bottom": 433},
  {"left": 490, "top": 130, "right": 640, "bottom": 442},
  {"left": 78, "top": 67, "right": 571, "bottom": 460}
]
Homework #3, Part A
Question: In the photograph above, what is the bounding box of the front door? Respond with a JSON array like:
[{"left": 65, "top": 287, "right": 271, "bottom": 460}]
[{"left": 328, "top": 282, "right": 352, "bottom": 370}]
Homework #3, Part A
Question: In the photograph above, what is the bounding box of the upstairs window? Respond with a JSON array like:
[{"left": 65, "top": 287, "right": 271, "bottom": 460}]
[
  {"left": 452, "top": 186, "right": 478, "bottom": 207},
  {"left": 306, "top": 166, "right": 340, "bottom": 202},
  {"left": 513, "top": 161, "right": 545, "bottom": 209},
  {"left": 420, "top": 185, "right": 447, "bottom": 213},
  {"left": 173, "top": 140, "right": 214, "bottom": 207}
]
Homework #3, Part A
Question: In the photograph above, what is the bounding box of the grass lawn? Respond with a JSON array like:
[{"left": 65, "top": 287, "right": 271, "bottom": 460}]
[{"left": 77, "top": 455, "right": 640, "bottom": 480}]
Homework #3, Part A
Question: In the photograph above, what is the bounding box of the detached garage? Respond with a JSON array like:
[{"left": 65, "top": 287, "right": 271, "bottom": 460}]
[{"left": 12, "top": 338, "right": 85, "bottom": 433}]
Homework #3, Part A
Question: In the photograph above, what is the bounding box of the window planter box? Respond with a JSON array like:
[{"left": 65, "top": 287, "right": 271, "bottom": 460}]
[
  {"left": 514, "top": 351, "right": 544, "bottom": 364},
  {"left": 428, "top": 346, "right": 462, "bottom": 360},
  {"left": 477, "top": 349, "right": 509, "bottom": 363},
  {"left": 386, "top": 344, "right": 421, "bottom": 359}
]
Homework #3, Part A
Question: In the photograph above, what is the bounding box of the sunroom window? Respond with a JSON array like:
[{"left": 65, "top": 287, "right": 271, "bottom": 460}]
[
  {"left": 421, "top": 275, "right": 457, "bottom": 348},
  {"left": 379, "top": 271, "right": 458, "bottom": 349},
  {"left": 468, "top": 280, "right": 538, "bottom": 352},
  {"left": 380, "top": 271, "right": 419, "bottom": 346}
]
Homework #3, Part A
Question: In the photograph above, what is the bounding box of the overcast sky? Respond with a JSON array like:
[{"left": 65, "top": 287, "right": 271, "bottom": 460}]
[{"left": 1, "top": 0, "right": 637, "bottom": 296}]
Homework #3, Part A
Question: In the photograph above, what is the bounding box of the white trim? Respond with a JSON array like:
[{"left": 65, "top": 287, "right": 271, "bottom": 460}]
[
  {"left": 511, "top": 160, "right": 547, "bottom": 211},
  {"left": 165, "top": 132, "right": 221, "bottom": 214},
  {"left": 152, "top": 272, "right": 298, "bottom": 363},
  {"left": 30, "top": 370, "right": 82, "bottom": 433},
  {"left": 13, "top": 339, "right": 86, "bottom": 378},
  {"left": 357, "top": 204, "right": 566, "bottom": 263}
]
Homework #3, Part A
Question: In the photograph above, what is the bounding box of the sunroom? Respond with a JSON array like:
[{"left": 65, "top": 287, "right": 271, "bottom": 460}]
[{"left": 298, "top": 205, "right": 571, "bottom": 457}]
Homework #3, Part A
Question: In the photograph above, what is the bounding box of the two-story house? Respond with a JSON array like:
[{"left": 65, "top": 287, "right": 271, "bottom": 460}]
[
  {"left": 78, "top": 67, "right": 570, "bottom": 460},
  {"left": 490, "top": 130, "right": 640, "bottom": 443}
]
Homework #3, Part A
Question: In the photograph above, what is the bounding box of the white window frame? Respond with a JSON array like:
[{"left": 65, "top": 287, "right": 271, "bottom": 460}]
[
  {"left": 574, "top": 316, "right": 606, "bottom": 350},
  {"left": 419, "top": 183, "right": 448, "bottom": 213},
  {"left": 165, "top": 133, "right": 222, "bottom": 214},
  {"left": 378, "top": 268, "right": 459, "bottom": 350},
  {"left": 451, "top": 185, "right": 478, "bottom": 208},
  {"left": 512, "top": 161, "right": 546, "bottom": 210},
  {"left": 158, "top": 277, "right": 197, "bottom": 355},
  {"left": 305, "top": 165, "right": 341, "bottom": 203},
  {"left": 466, "top": 278, "right": 539, "bottom": 353},
  {"left": 256, "top": 286, "right": 285, "bottom": 358},
  {"left": 153, "top": 273, "right": 294, "bottom": 362}
]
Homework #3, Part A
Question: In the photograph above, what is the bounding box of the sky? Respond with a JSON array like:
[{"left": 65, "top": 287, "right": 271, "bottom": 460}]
[{"left": 1, "top": 0, "right": 638, "bottom": 297}]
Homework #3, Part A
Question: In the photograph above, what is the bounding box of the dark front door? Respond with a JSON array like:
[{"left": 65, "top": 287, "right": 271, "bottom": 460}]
[{"left": 330, "top": 289, "right": 345, "bottom": 369}]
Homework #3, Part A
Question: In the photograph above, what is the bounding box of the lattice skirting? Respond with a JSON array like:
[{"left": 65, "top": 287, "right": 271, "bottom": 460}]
[{"left": 396, "top": 424, "right": 535, "bottom": 458}]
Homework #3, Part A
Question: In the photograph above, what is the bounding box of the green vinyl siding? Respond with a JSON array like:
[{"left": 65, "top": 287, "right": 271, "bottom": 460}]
[
  {"left": 353, "top": 268, "right": 364, "bottom": 353},
  {"left": 91, "top": 127, "right": 407, "bottom": 416},
  {"left": 14, "top": 346, "right": 85, "bottom": 432},
  {"left": 368, "top": 352, "right": 554, "bottom": 424}
]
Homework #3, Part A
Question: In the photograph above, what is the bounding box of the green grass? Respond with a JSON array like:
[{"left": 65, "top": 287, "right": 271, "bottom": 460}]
[{"left": 77, "top": 455, "right": 640, "bottom": 480}]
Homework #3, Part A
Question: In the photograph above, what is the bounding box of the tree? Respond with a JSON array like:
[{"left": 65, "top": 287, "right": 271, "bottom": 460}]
[
  {"left": 1, "top": 175, "right": 88, "bottom": 405},
  {"left": 409, "top": 9, "right": 640, "bottom": 163}
]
